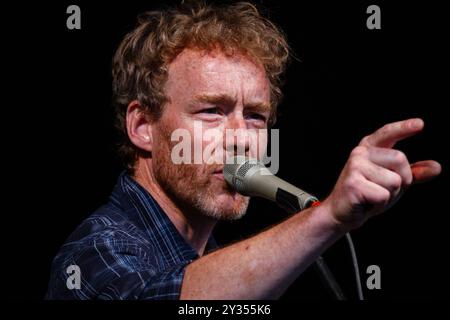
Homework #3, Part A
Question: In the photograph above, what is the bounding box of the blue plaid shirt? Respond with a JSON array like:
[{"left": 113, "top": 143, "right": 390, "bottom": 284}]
[{"left": 46, "top": 172, "right": 217, "bottom": 300}]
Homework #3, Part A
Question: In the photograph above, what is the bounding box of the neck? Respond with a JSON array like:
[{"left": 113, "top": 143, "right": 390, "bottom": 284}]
[{"left": 133, "top": 159, "right": 217, "bottom": 256}]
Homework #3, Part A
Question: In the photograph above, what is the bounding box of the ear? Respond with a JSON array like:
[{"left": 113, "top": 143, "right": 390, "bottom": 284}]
[{"left": 126, "top": 100, "right": 153, "bottom": 152}]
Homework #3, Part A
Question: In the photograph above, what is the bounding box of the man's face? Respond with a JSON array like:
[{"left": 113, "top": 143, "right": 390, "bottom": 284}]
[{"left": 151, "top": 48, "right": 271, "bottom": 220}]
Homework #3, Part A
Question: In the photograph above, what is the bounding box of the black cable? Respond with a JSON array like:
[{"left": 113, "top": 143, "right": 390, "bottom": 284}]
[{"left": 345, "top": 232, "right": 364, "bottom": 300}]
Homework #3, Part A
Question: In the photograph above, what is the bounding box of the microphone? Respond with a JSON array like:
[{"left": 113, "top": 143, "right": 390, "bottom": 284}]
[{"left": 223, "top": 156, "right": 319, "bottom": 213}]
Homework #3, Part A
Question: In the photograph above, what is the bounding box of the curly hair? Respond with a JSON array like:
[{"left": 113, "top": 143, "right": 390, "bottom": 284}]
[{"left": 112, "top": 1, "right": 291, "bottom": 172}]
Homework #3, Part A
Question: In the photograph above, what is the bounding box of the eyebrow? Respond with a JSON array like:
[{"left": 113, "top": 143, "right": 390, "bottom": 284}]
[
  {"left": 193, "top": 93, "right": 237, "bottom": 106},
  {"left": 193, "top": 93, "right": 271, "bottom": 113}
]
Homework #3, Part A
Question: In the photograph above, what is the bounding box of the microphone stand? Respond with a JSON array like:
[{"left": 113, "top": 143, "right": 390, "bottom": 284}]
[
  {"left": 284, "top": 200, "right": 347, "bottom": 300},
  {"left": 314, "top": 255, "right": 346, "bottom": 300}
]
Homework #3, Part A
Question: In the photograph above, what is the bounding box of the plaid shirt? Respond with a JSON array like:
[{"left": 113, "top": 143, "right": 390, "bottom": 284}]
[{"left": 46, "top": 172, "right": 217, "bottom": 300}]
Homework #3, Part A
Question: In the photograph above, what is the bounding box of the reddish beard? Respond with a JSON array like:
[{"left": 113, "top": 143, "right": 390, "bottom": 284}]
[{"left": 152, "top": 121, "right": 249, "bottom": 220}]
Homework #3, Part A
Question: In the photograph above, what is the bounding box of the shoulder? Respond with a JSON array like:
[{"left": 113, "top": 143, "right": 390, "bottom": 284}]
[
  {"left": 55, "top": 205, "right": 159, "bottom": 265},
  {"left": 46, "top": 206, "right": 163, "bottom": 299}
]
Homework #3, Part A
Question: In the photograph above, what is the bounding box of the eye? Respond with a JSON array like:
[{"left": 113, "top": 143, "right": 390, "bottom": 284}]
[
  {"left": 200, "top": 107, "right": 222, "bottom": 115},
  {"left": 246, "top": 113, "right": 267, "bottom": 122}
]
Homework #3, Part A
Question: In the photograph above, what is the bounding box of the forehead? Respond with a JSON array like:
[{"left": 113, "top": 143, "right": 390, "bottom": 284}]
[{"left": 165, "top": 48, "right": 270, "bottom": 100}]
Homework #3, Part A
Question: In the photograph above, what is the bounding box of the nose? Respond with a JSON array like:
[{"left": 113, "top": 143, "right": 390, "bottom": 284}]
[{"left": 224, "top": 113, "right": 250, "bottom": 158}]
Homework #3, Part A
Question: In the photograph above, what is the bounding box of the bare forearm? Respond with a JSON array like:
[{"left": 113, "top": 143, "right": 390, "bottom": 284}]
[{"left": 180, "top": 203, "right": 344, "bottom": 299}]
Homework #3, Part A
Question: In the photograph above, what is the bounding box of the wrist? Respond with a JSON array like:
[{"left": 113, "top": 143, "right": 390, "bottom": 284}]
[{"left": 310, "top": 199, "right": 350, "bottom": 235}]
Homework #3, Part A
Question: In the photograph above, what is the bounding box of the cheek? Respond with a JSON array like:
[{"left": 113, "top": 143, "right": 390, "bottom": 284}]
[
  {"left": 248, "top": 131, "right": 268, "bottom": 160},
  {"left": 258, "top": 134, "right": 268, "bottom": 159},
  {"left": 152, "top": 120, "right": 180, "bottom": 160},
  {"left": 201, "top": 127, "right": 225, "bottom": 163}
]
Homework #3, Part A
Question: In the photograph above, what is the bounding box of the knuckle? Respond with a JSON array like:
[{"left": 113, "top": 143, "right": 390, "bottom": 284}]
[
  {"left": 359, "top": 136, "right": 370, "bottom": 146},
  {"left": 399, "top": 170, "right": 413, "bottom": 188},
  {"left": 344, "top": 174, "right": 361, "bottom": 193},
  {"left": 380, "top": 124, "right": 391, "bottom": 135},
  {"left": 347, "top": 157, "right": 361, "bottom": 172},
  {"left": 393, "top": 150, "right": 408, "bottom": 164},
  {"left": 376, "top": 189, "right": 391, "bottom": 204},
  {"left": 351, "top": 146, "right": 368, "bottom": 157},
  {"left": 404, "top": 172, "right": 413, "bottom": 187},
  {"left": 344, "top": 175, "right": 356, "bottom": 190},
  {"left": 391, "top": 174, "right": 402, "bottom": 190}
]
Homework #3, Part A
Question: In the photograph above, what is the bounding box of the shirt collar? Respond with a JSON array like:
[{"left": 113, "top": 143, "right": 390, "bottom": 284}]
[{"left": 109, "top": 171, "right": 217, "bottom": 264}]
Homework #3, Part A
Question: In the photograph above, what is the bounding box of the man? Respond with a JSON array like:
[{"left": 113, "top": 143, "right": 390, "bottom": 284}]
[{"left": 46, "top": 2, "right": 441, "bottom": 299}]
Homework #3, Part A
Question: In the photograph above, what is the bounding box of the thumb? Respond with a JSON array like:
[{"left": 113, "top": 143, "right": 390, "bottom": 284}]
[{"left": 411, "top": 160, "right": 442, "bottom": 184}]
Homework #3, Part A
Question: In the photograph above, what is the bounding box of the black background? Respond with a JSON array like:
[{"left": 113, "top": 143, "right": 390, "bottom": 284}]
[{"left": 3, "top": 0, "right": 449, "bottom": 300}]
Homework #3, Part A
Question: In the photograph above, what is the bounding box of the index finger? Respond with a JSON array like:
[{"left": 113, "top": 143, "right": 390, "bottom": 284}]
[{"left": 359, "top": 118, "right": 424, "bottom": 148}]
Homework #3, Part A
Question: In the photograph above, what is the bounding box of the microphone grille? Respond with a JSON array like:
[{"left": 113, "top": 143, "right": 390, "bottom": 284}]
[
  {"left": 224, "top": 157, "right": 260, "bottom": 194},
  {"left": 236, "top": 160, "right": 254, "bottom": 179}
]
